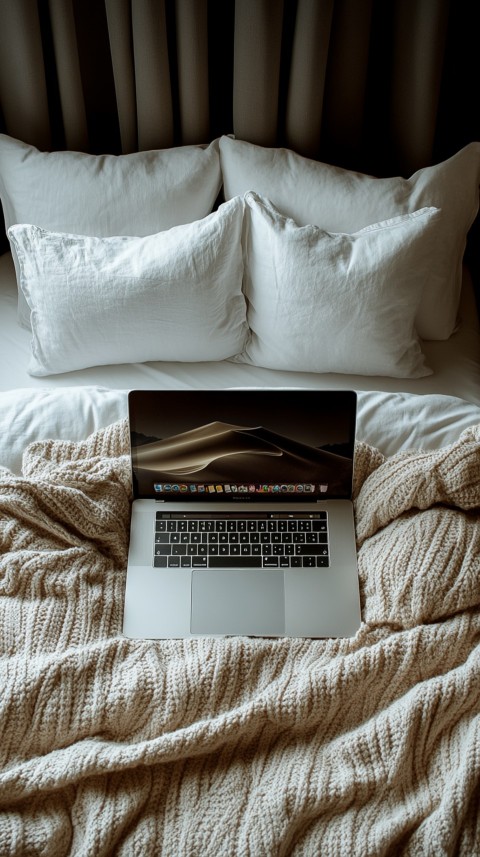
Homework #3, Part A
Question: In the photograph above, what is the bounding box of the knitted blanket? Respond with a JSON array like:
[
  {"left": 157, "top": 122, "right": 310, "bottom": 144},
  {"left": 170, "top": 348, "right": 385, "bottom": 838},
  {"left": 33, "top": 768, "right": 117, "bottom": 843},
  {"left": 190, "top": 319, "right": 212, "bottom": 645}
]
[{"left": 1, "top": 420, "right": 479, "bottom": 856}]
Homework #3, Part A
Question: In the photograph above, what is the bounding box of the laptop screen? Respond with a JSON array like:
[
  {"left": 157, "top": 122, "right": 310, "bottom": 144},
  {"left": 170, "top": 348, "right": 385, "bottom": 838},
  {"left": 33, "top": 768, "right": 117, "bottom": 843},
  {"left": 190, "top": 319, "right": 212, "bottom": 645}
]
[{"left": 129, "top": 390, "right": 356, "bottom": 502}]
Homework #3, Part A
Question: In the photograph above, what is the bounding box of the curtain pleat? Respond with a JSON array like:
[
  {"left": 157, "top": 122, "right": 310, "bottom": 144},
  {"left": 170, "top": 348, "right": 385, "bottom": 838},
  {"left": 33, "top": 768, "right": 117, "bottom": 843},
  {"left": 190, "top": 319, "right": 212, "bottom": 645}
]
[
  {"left": 0, "top": 0, "right": 477, "bottom": 173},
  {"left": 175, "top": 0, "right": 210, "bottom": 144},
  {"left": 105, "top": 0, "right": 138, "bottom": 154},
  {"left": 48, "top": 0, "right": 89, "bottom": 152},
  {"left": 0, "top": 0, "right": 51, "bottom": 149},
  {"left": 390, "top": 0, "right": 450, "bottom": 174},
  {"left": 131, "top": 0, "right": 174, "bottom": 151},
  {"left": 320, "top": 0, "right": 374, "bottom": 167},
  {"left": 284, "top": 0, "right": 335, "bottom": 159},
  {"left": 233, "top": 0, "right": 284, "bottom": 146}
]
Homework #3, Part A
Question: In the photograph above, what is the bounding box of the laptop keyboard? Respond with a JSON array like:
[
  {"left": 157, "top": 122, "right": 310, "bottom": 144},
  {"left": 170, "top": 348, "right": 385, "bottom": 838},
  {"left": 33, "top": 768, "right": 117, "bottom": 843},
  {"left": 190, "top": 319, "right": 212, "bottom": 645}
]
[{"left": 153, "top": 512, "right": 329, "bottom": 569}]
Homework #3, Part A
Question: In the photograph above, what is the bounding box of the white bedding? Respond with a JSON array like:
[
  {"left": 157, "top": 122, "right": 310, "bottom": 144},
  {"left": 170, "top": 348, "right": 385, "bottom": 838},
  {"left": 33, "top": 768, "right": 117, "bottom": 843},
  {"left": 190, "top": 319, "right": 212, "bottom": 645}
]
[
  {"left": 2, "top": 385, "right": 480, "bottom": 476},
  {"left": 2, "top": 249, "right": 480, "bottom": 473},
  {"left": 1, "top": 250, "right": 480, "bottom": 401}
]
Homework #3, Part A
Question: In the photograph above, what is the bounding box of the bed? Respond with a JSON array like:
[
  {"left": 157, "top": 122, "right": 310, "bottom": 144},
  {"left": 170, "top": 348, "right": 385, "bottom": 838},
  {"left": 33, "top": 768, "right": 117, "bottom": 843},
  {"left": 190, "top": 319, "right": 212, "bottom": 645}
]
[{"left": 1, "top": 2, "right": 480, "bottom": 854}]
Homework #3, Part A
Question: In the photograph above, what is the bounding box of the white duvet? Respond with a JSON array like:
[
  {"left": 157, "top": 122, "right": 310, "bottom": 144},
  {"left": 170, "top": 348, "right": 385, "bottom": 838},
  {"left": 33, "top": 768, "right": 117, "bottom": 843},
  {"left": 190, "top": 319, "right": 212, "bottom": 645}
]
[{"left": 1, "top": 386, "right": 480, "bottom": 475}]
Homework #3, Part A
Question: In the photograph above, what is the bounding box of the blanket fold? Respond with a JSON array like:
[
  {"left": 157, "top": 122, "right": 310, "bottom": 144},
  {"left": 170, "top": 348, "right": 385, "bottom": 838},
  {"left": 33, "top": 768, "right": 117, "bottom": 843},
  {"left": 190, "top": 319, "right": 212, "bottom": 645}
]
[{"left": 1, "top": 421, "right": 479, "bottom": 856}]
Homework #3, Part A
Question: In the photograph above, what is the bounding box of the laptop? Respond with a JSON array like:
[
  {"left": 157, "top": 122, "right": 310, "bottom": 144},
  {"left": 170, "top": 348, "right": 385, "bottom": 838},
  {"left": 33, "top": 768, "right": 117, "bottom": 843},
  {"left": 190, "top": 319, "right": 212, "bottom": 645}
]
[{"left": 122, "top": 389, "right": 361, "bottom": 638}]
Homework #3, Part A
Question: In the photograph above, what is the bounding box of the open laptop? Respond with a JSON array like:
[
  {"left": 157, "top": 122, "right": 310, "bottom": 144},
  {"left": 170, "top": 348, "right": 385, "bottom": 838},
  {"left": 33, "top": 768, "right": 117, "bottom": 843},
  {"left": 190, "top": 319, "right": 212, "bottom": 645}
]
[{"left": 122, "top": 389, "right": 361, "bottom": 638}]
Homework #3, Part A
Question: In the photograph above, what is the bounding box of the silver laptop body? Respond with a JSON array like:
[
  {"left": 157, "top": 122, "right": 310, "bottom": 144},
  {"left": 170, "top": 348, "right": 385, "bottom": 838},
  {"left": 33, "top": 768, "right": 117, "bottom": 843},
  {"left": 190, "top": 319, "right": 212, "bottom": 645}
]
[{"left": 123, "top": 390, "right": 361, "bottom": 639}]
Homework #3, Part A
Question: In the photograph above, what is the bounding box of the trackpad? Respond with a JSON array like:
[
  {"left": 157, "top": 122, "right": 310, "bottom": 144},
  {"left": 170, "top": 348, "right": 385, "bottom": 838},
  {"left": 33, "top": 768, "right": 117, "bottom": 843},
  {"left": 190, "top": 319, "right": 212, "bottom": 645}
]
[{"left": 191, "top": 570, "right": 285, "bottom": 636}]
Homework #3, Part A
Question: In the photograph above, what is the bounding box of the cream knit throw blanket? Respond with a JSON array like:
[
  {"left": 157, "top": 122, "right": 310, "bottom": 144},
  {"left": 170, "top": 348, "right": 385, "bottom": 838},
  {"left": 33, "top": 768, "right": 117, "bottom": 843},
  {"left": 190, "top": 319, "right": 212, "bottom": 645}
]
[{"left": 1, "top": 420, "right": 479, "bottom": 856}]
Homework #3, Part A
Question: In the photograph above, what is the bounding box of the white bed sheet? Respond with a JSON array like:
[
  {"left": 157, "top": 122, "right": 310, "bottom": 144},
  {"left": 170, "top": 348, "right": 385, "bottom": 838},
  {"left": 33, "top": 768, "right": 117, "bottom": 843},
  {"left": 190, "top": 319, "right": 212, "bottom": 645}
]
[{"left": 1, "top": 250, "right": 480, "bottom": 474}]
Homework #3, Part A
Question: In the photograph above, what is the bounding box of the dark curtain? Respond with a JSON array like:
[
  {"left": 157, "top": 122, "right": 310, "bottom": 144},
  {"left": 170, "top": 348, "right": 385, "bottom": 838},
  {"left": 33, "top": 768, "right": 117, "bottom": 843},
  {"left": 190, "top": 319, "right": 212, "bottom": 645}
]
[{"left": 0, "top": 0, "right": 479, "bottom": 257}]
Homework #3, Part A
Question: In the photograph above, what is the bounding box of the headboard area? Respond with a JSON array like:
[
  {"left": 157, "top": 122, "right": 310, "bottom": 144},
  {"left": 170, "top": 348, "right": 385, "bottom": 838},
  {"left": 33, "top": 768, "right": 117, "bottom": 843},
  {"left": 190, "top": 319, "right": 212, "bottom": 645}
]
[{"left": 0, "top": 0, "right": 479, "bottom": 282}]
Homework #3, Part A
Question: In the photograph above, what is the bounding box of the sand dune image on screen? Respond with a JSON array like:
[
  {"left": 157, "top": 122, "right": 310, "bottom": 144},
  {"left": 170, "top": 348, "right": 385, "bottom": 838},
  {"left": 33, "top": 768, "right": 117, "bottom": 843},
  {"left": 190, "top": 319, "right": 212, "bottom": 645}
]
[{"left": 134, "top": 422, "right": 350, "bottom": 491}]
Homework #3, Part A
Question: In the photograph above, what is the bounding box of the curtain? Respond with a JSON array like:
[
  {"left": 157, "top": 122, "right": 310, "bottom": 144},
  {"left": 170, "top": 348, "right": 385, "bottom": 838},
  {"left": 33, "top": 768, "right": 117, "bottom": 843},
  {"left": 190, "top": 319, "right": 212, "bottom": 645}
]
[{"left": 0, "top": 0, "right": 478, "bottom": 174}]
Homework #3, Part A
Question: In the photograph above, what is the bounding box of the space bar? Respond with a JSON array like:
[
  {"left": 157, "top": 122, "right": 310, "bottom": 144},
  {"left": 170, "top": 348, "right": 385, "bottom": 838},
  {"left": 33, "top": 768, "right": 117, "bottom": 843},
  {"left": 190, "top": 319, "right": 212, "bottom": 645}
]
[{"left": 208, "top": 556, "right": 262, "bottom": 568}]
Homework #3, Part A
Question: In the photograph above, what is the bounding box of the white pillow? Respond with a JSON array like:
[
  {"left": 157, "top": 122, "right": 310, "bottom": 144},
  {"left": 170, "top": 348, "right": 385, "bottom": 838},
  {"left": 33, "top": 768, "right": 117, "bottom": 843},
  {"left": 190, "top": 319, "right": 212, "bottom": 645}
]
[
  {"left": 234, "top": 192, "right": 439, "bottom": 379},
  {"left": 220, "top": 136, "right": 480, "bottom": 340},
  {"left": 8, "top": 197, "right": 247, "bottom": 377},
  {"left": 0, "top": 134, "right": 222, "bottom": 328}
]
